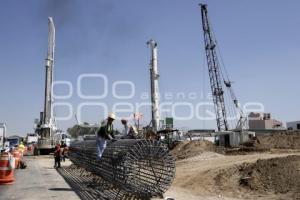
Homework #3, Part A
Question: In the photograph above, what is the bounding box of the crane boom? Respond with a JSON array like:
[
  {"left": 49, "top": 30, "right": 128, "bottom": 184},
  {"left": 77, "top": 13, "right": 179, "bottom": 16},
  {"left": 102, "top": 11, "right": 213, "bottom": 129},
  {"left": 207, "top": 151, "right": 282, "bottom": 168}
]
[
  {"left": 34, "top": 17, "right": 57, "bottom": 155},
  {"left": 44, "top": 17, "right": 55, "bottom": 125},
  {"left": 200, "top": 4, "right": 229, "bottom": 131}
]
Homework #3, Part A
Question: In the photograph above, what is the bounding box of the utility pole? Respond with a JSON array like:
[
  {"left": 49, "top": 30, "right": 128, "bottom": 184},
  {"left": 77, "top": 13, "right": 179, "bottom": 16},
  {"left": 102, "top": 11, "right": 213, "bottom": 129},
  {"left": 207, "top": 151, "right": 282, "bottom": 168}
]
[
  {"left": 200, "top": 4, "right": 229, "bottom": 131},
  {"left": 147, "top": 39, "right": 160, "bottom": 132}
]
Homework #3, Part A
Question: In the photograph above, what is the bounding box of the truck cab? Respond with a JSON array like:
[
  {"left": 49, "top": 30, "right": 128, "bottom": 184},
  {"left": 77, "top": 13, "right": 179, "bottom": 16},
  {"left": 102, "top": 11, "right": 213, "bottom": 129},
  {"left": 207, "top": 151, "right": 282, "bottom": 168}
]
[{"left": 7, "top": 136, "right": 20, "bottom": 149}]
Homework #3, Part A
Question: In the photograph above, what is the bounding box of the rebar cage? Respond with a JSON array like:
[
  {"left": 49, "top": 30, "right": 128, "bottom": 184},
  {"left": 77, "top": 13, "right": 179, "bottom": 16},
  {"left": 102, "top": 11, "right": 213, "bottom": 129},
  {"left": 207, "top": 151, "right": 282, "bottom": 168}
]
[{"left": 68, "top": 139, "right": 175, "bottom": 198}]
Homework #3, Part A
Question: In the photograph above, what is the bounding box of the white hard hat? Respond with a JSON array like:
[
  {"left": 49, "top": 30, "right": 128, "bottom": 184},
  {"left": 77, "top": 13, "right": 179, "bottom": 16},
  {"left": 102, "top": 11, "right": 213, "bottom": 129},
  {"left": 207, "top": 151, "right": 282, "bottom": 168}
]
[{"left": 108, "top": 113, "right": 116, "bottom": 120}]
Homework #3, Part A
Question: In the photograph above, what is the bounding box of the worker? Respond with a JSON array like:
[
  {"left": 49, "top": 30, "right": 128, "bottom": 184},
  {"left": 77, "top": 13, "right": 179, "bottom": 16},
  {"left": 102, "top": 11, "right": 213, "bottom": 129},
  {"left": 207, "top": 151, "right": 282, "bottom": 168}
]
[
  {"left": 18, "top": 142, "right": 25, "bottom": 157},
  {"left": 96, "top": 113, "right": 116, "bottom": 160},
  {"left": 121, "top": 119, "right": 137, "bottom": 139},
  {"left": 54, "top": 143, "right": 62, "bottom": 168},
  {"left": 61, "top": 142, "right": 67, "bottom": 162}
]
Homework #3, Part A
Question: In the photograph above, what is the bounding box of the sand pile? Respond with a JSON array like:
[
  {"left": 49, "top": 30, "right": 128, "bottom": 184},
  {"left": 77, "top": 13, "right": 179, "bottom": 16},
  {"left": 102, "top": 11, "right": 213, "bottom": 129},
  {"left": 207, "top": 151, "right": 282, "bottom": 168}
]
[
  {"left": 216, "top": 155, "right": 300, "bottom": 199},
  {"left": 171, "top": 140, "right": 216, "bottom": 160}
]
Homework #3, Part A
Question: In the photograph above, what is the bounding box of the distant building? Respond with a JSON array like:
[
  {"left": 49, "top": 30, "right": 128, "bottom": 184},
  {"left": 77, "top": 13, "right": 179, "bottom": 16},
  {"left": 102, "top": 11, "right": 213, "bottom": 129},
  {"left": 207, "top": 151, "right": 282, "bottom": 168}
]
[
  {"left": 248, "top": 112, "right": 284, "bottom": 130},
  {"left": 286, "top": 121, "right": 300, "bottom": 130}
]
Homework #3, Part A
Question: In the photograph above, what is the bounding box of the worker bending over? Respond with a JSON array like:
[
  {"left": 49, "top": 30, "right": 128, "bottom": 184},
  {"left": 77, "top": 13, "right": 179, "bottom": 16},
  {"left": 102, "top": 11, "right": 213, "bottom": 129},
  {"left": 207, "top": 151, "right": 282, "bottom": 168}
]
[
  {"left": 121, "top": 119, "right": 138, "bottom": 139},
  {"left": 96, "top": 113, "right": 115, "bottom": 160}
]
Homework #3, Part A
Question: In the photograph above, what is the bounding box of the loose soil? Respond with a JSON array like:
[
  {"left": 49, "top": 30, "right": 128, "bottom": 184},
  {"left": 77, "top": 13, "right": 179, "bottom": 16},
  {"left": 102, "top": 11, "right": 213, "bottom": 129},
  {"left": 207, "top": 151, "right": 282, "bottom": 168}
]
[
  {"left": 157, "top": 131, "right": 300, "bottom": 199},
  {"left": 170, "top": 140, "right": 216, "bottom": 160}
]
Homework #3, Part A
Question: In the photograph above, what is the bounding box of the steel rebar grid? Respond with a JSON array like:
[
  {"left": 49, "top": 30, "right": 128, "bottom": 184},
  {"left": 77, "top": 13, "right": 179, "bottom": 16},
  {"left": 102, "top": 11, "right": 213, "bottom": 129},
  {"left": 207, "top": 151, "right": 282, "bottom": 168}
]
[{"left": 68, "top": 139, "right": 175, "bottom": 198}]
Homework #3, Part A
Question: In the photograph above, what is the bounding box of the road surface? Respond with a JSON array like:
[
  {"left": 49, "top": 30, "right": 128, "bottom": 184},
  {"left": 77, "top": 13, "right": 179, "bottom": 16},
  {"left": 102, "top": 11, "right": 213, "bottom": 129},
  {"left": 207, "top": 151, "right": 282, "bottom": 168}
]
[{"left": 0, "top": 155, "right": 80, "bottom": 200}]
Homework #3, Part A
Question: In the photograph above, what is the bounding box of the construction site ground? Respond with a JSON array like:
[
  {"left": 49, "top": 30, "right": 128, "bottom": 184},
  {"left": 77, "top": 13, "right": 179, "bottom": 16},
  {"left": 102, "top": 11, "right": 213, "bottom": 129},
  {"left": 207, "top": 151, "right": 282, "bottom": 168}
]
[
  {"left": 0, "top": 156, "right": 80, "bottom": 200},
  {"left": 165, "top": 131, "right": 300, "bottom": 200},
  {"left": 164, "top": 151, "right": 300, "bottom": 200},
  {"left": 1, "top": 132, "right": 299, "bottom": 200}
]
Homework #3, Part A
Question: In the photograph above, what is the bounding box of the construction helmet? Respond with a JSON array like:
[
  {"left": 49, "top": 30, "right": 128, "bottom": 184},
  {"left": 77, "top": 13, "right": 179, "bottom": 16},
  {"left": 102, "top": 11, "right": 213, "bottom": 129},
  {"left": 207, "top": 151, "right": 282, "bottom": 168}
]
[{"left": 108, "top": 113, "right": 116, "bottom": 120}]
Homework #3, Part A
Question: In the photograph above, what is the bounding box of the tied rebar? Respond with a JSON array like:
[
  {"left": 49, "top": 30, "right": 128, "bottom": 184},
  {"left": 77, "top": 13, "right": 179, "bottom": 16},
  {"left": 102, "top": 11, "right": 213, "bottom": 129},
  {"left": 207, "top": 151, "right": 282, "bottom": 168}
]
[{"left": 68, "top": 139, "right": 175, "bottom": 198}]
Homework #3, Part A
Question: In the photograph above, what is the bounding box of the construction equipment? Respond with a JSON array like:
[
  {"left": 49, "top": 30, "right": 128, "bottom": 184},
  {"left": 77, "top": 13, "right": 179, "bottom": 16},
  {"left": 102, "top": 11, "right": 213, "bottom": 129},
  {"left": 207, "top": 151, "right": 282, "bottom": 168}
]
[
  {"left": 68, "top": 139, "right": 175, "bottom": 198},
  {"left": 200, "top": 4, "right": 247, "bottom": 131},
  {"left": 200, "top": 4, "right": 251, "bottom": 147},
  {"left": 145, "top": 40, "right": 181, "bottom": 149},
  {"left": 34, "top": 17, "right": 57, "bottom": 155},
  {"left": 200, "top": 4, "right": 229, "bottom": 132},
  {"left": 147, "top": 39, "right": 160, "bottom": 133},
  {"left": 158, "top": 129, "right": 181, "bottom": 149},
  {"left": 53, "top": 131, "right": 71, "bottom": 147},
  {"left": 143, "top": 39, "right": 161, "bottom": 140},
  {"left": 0, "top": 123, "right": 6, "bottom": 150},
  {"left": 6, "top": 136, "right": 21, "bottom": 149},
  {"left": 25, "top": 133, "right": 38, "bottom": 145}
]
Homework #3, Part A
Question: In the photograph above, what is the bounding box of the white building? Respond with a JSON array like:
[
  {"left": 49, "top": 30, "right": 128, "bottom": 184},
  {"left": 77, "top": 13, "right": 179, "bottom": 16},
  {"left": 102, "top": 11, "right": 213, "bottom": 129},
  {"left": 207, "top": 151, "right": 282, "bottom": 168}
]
[{"left": 287, "top": 121, "right": 300, "bottom": 130}]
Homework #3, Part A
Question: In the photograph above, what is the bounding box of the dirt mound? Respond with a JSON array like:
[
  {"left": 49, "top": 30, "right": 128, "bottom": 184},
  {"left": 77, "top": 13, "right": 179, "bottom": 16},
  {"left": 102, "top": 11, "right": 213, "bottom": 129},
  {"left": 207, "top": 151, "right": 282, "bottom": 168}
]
[
  {"left": 216, "top": 155, "right": 300, "bottom": 199},
  {"left": 234, "top": 131, "right": 300, "bottom": 154},
  {"left": 171, "top": 140, "right": 216, "bottom": 160},
  {"left": 223, "top": 146, "right": 270, "bottom": 155},
  {"left": 255, "top": 131, "right": 300, "bottom": 149},
  {"left": 239, "top": 155, "right": 300, "bottom": 193}
]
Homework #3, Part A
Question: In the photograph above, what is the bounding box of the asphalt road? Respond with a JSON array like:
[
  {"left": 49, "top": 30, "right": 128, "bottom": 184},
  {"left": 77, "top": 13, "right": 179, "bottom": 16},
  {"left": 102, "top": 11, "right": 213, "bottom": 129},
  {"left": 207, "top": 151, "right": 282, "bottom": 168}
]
[{"left": 0, "top": 155, "right": 80, "bottom": 200}]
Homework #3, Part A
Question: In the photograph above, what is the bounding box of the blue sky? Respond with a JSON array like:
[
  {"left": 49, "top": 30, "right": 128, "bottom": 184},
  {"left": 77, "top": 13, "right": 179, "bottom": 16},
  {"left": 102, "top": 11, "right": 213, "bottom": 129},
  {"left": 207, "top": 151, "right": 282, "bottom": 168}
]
[{"left": 0, "top": 0, "right": 299, "bottom": 135}]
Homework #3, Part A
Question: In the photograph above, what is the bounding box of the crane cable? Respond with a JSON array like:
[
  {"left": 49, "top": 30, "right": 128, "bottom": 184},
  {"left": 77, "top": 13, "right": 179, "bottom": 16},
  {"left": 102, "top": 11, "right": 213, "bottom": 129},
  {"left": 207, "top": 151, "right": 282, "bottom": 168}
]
[{"left": 210, "top": 26, "right": 243, "bottom": 129}]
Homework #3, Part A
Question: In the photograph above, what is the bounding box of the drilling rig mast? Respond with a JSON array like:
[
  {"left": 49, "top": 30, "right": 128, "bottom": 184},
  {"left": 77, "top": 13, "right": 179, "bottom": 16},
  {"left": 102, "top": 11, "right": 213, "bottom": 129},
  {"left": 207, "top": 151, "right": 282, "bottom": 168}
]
[
  {"left": 44, "top": 17, "right": 55, "bottom": 126},
  {"left": 147, "top": 39, "right": 160, "bottom": 132}
]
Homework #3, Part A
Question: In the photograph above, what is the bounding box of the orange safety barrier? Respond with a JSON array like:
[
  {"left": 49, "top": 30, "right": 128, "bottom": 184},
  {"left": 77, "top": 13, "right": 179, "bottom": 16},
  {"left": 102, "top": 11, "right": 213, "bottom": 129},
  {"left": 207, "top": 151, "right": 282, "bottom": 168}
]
[
  {"left": 13, "top": 150, "right": 21, "bottom": 169},
  {"left": 0, "top": 153, "right": 15, "bottom": 185}
]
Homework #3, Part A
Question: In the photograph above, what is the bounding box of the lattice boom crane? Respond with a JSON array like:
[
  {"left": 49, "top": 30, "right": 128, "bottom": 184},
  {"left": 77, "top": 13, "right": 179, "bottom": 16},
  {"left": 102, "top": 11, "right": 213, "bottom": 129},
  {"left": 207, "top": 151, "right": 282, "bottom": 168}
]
[{"left": 200, "top": 4, "right": 229, "bottom": 131}]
